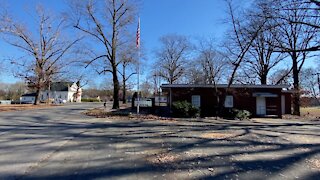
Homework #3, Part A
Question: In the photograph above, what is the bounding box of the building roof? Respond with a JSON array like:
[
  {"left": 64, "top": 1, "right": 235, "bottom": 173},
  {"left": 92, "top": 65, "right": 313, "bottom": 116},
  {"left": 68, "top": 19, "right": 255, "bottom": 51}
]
[
  {"left": 161, "top": 84, "right": 290, "bottom": 89},
  {"left": 47, "top": 82, "right": 73, "bottom": 91},
  {"left": 21, "top": 93, "right": 36, "bottom": 97}
]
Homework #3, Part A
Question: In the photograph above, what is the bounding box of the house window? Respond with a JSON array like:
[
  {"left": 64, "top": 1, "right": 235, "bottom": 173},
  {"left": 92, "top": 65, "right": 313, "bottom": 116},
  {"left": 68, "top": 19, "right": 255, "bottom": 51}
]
[
  {"left": 224, "top": 95, "right": 233, "bottom": 108},
  {"left": 191, "top": 95, "right": 201, "bottom": 108}
]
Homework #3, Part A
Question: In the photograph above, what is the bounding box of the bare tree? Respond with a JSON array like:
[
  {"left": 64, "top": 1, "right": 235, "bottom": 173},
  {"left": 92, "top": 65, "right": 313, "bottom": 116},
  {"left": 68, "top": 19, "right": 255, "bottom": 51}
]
[
  {"left": 187, "top": 38, "right": 228, "bottom": 84},
  {"left": 224, "top": 0, "right": 267, "bottom": 88},
  {"left": 150, "top": 69, "right": 161, "bottom": 95},
  {"left": 288, "top": 0, "right": 320, "bottom": 30},
  {"left": 140, "top": 80, "right": 153, "bottom": 98},
  {"left": 265, "top": 0, "right": 319, "bottom": 115},
  {"left": 269, "top": 68, "right": 293, "bottom": 85},
  {"left": 118, "top": 43, "right": 137, "bottom": 104},
  {"left": 300, "top": 67, "right": 320, "bottom": 105},
  {"left": 226, "top": 0, "right": 266, "bottom": 87},
  {"left": 245, "top": 20, "right": 285, "bottom": 84},
  {"left": 214, "top": 0, "right": 267, "bottom": 115},
  {"left": 70, "top": 0, "right": 137, "bottom": 109},
  {"left": 0, "top": 7, "right": 80, "bottom": 105},
  {"left": 155, "top": 34, "right": 191, "bottom": 84}
]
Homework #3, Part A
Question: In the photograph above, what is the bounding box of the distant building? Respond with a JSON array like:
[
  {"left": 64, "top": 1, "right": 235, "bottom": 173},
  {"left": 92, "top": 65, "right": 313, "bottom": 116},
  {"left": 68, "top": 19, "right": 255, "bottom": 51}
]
[
  {"left": 20, "top": 82, "right": 82, "bottom": 104},
  {"left": 20, "top": 93, "right": 37, "bottom": 104}
]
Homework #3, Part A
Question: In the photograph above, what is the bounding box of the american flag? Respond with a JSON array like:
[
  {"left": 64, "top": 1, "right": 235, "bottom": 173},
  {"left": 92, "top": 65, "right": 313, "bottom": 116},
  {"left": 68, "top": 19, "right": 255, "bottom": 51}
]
[{"left": 136, "top": 18, "right": 140, "bottom": 48}]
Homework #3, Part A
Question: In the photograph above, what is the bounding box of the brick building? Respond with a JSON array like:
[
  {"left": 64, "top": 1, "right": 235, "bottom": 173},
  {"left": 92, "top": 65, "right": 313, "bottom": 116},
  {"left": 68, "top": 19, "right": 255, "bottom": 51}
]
[{"left": 161, "top": 84, "right": 292, "bottom": 117}]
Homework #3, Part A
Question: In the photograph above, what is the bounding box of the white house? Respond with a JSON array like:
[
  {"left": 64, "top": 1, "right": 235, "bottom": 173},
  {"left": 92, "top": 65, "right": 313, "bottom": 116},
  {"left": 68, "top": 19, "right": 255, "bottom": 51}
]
[
  {"left": 41, "top": 82, "right": 82, "bottom": 103},
  {"left": 20, "top": 93, "right": 37, "bottom": 104},
  {"left": 20, "top": 82, "right": 82, "bottom": 104}
]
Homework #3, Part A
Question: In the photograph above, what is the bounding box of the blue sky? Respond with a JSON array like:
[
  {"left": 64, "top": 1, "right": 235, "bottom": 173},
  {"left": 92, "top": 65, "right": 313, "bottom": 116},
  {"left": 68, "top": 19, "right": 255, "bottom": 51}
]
[
  {"left": 0, "top": 0, "right": 239, "bottom": 85},
  {"left": 0, "top": 0, "right": 316, "bottom": 86}
]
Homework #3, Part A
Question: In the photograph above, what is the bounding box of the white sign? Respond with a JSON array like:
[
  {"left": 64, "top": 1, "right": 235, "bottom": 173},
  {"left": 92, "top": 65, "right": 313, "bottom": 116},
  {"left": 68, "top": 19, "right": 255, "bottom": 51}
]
[{"left": 134, "top": 99, "right": 152, "bottom": 107}]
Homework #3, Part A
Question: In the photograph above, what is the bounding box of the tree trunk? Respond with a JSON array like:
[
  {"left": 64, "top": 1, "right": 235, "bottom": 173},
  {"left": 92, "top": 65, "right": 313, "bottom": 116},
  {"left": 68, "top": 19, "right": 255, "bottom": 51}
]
[
  {"left": 122, "top": 77, "right": 127, "bottom": 104},
  {"left": 122, "top": 64, "right": 127, "bottom": 104},
  {"left": 292, "top": 54, "right": 300, "bottom": 116},
  {"left": 112, "top": 68, "right": 120, "bottom": 109},
  {"left": 260, "top": 73, "right": 267, "bottom": 85},
  {"left": 34, "top": 88, "right": 40, "bottom": 105}
]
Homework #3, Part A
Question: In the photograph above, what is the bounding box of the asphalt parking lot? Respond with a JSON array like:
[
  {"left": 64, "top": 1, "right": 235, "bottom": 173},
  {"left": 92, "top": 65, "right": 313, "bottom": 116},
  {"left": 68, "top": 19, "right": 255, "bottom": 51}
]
[{"left": 0, "top": 103, "right": 319, "bottom": 179}]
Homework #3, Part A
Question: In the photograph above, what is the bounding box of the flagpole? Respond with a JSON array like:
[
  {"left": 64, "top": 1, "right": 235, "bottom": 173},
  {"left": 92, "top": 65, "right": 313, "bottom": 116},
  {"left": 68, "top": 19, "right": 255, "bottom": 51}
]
[
  {"left": 137, "top": 50, "right": 140, "bottom": 114},
  {"left": 137, "top": 17, "right": 140, "bottom": 115}
]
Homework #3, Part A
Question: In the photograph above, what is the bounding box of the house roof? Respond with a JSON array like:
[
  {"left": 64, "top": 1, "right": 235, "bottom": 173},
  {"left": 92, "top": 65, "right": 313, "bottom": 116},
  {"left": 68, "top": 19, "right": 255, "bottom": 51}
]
[
  {"left": 47, "top": 82, "right": 73, "bottom": 91},
  {"left": 161, "top": 84, "right": 290, "bottom": 89},
  {"left": 21, "top": 93, "right": 36, "bottom": 97}
]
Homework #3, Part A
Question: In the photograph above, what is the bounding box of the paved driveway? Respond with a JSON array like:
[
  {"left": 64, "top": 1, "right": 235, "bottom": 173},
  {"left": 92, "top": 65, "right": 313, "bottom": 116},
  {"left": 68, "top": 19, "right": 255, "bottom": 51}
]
[{"left": 0, "top": 104, "right": 320, "bottom": 179}]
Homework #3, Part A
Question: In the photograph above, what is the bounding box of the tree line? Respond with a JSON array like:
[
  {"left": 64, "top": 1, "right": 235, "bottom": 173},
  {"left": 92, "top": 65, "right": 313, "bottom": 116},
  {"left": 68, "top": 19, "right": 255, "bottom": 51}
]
[{"left": 0, "top": 0, "right": 319, "bottom": 116}]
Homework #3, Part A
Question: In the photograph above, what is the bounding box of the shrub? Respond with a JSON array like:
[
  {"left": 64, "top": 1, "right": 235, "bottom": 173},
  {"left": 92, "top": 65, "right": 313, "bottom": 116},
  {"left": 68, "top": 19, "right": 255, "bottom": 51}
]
[
  {"left": 172, "top": 101, "right": 200, "bottom": 118},
  {"left": 81, "top": 98, "right": 100, "bottom": 102},
  {"left": 233, "top": 109, "right": 251, "bottom": 120}
]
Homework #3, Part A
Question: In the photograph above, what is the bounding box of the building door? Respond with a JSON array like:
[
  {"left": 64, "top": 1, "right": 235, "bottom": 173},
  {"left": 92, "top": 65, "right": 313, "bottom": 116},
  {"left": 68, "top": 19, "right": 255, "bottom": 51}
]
[
  {"left": 256, "top": 97, "right": 266, "bottom": 115},
  {"left": 281, "top": 95, "right": 285, "bottom": 115}
]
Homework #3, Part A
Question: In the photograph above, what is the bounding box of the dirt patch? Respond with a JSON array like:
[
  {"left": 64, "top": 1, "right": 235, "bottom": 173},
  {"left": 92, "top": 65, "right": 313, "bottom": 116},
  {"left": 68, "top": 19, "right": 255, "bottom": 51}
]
[
  {"left": 146, "top": 152, "right": 181, "bottom": 165},
  {"left": 0, "top": 104, "right": 60, "bottom": 112},
  {"left": 130, "top": 114, "right": 177, "bottom": 122},
  {"left": 307, "top": 158, "right": 320, "bottom": 170},
  {"left": 200, "top": 132, "right": 235, "bottom": 139},
  {"left": 84, "top": 108, "right": 177, "bottom": 122}
]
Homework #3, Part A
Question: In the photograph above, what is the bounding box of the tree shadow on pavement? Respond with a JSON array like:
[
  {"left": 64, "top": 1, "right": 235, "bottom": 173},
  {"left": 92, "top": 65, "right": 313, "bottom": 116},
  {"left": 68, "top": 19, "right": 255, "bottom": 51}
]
[{"left": 0, "top": 114, "right": 320, "bottom": 179}]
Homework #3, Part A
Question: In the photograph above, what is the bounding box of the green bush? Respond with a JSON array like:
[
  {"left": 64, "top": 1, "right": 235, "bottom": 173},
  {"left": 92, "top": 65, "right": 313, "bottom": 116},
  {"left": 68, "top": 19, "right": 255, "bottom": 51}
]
[
  {"left": 172, "top": 101, "right": 200, "bottom": 118},
  {"left": 81, "top": 98, "right": 100, "bottom": 102},
  {"left": 233, "top": 109, "right": 251, "bottom": 120}
]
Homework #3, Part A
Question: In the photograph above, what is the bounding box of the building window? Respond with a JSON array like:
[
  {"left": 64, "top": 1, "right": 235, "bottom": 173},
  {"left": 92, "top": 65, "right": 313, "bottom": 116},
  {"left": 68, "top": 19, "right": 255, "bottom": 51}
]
[
  {"left": 191, "top": 95, "right": 201, "bottom": 108},
  {"left": 224, "top": 95, "right": 234, "bottom": 108}
]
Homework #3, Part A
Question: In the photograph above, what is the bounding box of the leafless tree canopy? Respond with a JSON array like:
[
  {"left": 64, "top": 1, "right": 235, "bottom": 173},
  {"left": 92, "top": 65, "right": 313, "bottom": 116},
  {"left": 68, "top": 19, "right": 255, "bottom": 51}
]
[
  {"left": 268, "top": 68, "right": 292, "bottom": 85},
  {"left": 187, "top": 39, "right": 228, "bottom": 84},
  {"left": 155, "top": 34, "right": 191, "bottom": 84},
  {"left": 300, "top": 67, "right": 320, "bottom": 105},
  {"left": 0, "top": 6, "right": 80, "bottom": 105}
]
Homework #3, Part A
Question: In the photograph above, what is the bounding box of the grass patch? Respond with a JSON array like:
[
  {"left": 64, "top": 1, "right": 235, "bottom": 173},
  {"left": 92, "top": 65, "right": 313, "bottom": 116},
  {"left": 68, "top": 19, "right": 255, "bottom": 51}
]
[{"left": 301, "top": 107, "right": 320, "bottom": 117}]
